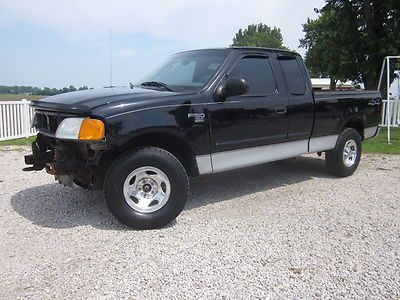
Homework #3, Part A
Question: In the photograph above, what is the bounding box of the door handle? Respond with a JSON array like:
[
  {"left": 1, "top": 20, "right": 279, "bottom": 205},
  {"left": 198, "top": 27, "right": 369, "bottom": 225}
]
[{"left": 274, "top": 105, "right": 287, "bottom": 114}]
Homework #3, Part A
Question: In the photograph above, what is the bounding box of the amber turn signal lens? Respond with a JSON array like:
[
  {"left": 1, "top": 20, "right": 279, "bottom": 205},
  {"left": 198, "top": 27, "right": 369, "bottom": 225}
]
[{"left": 78, "top": 119, "right": 105, "bottom": 140}]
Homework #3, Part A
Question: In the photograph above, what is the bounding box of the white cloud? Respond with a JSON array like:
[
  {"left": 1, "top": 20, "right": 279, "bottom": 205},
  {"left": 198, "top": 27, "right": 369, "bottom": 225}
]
[{"left": 0, "top": 0, "right": 324, "bottom": 52}]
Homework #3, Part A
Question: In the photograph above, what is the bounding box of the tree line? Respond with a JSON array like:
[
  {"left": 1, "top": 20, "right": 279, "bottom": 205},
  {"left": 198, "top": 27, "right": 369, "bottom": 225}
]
[
  {"left": 231, "top": 0, "right": 400, "bottom": 90},
  {"left": 0, "top": 85, "right": 90, "bottom": 96}
]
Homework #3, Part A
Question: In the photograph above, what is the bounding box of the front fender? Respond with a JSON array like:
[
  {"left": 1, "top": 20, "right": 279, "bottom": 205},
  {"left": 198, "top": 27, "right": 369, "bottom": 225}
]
[{"left": 104, "top": 104, "right": 210, "bottom": 156}]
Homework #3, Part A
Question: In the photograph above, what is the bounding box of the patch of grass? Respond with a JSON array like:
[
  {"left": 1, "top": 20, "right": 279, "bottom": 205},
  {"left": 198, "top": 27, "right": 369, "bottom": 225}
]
[
  {"left": 0, "top": 136, "right": 36, "bottom": 146},
  {"left": 363, "top": 128, "right": 400, "bottom": 154},
  {"left": 0, "top": 94, "right": 44, "bottom": 101}
]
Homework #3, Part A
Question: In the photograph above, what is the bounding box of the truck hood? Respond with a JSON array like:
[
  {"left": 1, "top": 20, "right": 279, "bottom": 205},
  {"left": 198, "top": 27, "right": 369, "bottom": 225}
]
[{"left": 30, "top": 87, "right": 184, "bottom": 114}]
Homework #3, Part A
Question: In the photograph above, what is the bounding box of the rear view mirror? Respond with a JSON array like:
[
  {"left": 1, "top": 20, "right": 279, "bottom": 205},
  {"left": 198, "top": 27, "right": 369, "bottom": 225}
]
[{"left": 215, "top": 77, "right": 249, "bottom": 101}]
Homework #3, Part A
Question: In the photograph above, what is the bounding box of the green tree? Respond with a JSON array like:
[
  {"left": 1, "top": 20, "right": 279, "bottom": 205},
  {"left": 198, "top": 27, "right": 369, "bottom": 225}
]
[
  {"left": 300, "top": 9, "right": 359, "bottom": 90},
  {"left": 300, "top": 0, "right": 400, "bottom": 90},
  {"left": 232, "top": 23, "right": 289, "bottom": 50},
  {"left": 0, "top": 85, "right": 91, "bottom": 95}
]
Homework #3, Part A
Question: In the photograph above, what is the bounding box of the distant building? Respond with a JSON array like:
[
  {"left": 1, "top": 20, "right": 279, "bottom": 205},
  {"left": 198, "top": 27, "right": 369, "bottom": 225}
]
[{"left": 311, "top": 78, "right": 361, "bottom": 91}]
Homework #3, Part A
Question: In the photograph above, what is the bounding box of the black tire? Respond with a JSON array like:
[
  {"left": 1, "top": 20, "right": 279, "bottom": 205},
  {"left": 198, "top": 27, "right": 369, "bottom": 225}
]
[
  {"left": 325, "top": 128, "right": 362, "bottom": 177},
  {"left": 104, "top": 147, "right": 189, "bottom": 229},
  {"left": 73, "top": 177, "right": 90, "bottom": 189}
]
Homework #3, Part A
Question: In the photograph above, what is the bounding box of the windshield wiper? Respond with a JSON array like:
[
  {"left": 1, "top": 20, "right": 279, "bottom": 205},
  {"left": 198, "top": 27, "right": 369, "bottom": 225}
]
[{"left": 140, "top": 81, "right": 174, "bottom": 91}]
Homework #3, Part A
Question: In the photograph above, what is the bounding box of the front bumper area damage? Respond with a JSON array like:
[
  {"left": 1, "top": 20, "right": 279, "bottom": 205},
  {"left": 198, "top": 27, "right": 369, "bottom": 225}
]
[{"left": 23, "top": 133, "right": 109, "bottom": 189}]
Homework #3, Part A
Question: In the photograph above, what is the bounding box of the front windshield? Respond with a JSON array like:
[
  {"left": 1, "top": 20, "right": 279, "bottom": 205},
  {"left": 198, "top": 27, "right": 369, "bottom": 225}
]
[{"left": 137, "top": 50, "right": 228, "bottom": 92}]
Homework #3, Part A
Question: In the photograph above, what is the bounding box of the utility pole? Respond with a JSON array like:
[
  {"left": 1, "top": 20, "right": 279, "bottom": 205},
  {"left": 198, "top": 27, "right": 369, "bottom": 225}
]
[{"left": 109, "top": 28, "right": 112, "bottom": 87}]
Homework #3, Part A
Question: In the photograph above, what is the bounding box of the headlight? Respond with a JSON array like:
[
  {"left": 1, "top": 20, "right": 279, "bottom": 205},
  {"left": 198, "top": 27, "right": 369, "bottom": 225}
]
[{"left": 55, "top": 118, "right": 105, "bottom": 141}]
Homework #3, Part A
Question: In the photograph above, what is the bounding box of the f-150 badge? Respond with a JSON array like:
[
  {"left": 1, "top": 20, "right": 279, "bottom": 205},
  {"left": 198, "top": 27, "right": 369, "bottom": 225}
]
[{"left": 188, "top": 113, "right": 205, "bottom": 123}]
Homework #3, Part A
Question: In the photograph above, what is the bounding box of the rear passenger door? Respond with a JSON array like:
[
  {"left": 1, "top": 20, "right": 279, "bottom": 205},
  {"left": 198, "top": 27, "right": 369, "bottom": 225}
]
[
  {"left": 278, "top": 55, "right": 314, "bottom": 141},
  {"left": 208, "top": 55, "right": 289, "bottom": 152}
]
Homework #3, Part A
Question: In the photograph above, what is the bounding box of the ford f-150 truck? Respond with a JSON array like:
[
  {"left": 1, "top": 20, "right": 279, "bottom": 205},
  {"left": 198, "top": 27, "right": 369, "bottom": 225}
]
[{"left": 24, "top": 47, "right": 382, "bottom": 229}]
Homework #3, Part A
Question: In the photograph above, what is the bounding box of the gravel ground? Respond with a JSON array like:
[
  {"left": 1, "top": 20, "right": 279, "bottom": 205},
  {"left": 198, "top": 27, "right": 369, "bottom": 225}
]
[{"left": 0, "top": 146, "right": 399, "bottom": 299}]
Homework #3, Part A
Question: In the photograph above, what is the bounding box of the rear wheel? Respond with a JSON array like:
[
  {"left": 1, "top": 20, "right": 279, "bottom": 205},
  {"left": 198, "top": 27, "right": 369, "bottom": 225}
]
[
  {"left": 325, "top": 128, "right": 362, "bottom": 177},
  {"left": 104, "top": 147, "right": 189, "bottom": 229}
]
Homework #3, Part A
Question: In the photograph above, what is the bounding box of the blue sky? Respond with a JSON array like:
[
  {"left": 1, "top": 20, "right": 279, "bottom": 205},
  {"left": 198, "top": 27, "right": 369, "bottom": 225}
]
[{"left": 0, "top": 0, "right": 325, "bottom": 88}]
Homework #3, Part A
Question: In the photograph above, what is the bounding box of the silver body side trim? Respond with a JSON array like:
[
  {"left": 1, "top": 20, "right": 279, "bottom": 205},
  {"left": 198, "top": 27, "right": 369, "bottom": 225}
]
[
  {"left": 211, "top": 139, "right": 308, "bottom": 173},
  {"left": 196, "top": 135, "right": 340, "bottom": 175},
  {"left": 308, "top": 135, "right": 338, "bottom": 152},
  {"left": 364, "top": 125, "right": 379, "bottom": 139},
  {"left": 195, "top": 154, "right": 213, "bottom": 175}
]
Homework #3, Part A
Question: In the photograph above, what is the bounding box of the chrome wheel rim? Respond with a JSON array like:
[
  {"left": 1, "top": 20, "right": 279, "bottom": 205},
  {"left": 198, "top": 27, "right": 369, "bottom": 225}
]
[
  {"left": 123, "top": 166, "right": 171, "bottom": 213},
  {"left": 342, "top": 139, "right": 357, "bottom": 167}
]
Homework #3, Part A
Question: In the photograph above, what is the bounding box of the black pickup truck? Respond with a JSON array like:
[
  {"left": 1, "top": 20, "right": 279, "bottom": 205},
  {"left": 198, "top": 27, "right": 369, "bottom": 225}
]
[{"left": 24, "top": 47, "right": 382, "bottom": 229}]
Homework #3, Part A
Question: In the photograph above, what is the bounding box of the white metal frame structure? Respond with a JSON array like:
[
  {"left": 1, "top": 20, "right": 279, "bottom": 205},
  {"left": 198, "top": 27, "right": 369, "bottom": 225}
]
[{"left": 377, "top": 56, "right": 400, "bottom": 143}]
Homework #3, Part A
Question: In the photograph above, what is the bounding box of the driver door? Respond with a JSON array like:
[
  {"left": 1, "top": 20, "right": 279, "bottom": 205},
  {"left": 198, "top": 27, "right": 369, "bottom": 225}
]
[{"left": 208, "top": 55, "right": 289, "bottom": 171}]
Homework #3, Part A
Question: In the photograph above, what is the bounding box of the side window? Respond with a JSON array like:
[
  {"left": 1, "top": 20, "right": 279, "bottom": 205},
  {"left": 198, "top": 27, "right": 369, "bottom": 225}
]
[
  {"left": 279, "top": 59, "right": 306, "bottom": 95},
  {"left": 229, "top": 57, "right": 276, "bottom": 95}
]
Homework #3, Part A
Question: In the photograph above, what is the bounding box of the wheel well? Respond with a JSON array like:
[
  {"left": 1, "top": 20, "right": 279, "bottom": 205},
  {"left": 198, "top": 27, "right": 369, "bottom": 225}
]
[
  {"left": 116, "top": 132, "right": 199, "bottom": 177},
  {"left": 343, "top": 120, "right": 364, "bottom": 139}
]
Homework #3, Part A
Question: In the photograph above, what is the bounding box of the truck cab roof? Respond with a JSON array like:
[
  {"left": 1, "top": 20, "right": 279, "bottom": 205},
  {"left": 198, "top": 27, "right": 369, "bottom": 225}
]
[{"left": 177, "top": 46, "right": 298, "bottom": 56}]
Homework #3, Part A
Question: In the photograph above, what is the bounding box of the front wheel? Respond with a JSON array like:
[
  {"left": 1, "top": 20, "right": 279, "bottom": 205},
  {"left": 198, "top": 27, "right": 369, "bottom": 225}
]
[
  {"left": 325, "top": 128, "right": 362, "bottom": 177},
  {"left": 73, "top": 177, "right": 90, "bottom": 189},
  {"left": 104, "top": 147, "right": 189, "bottom": 229}
]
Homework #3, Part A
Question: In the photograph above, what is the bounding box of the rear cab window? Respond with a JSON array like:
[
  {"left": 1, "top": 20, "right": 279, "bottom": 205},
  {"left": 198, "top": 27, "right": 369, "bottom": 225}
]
[{"left": 279, "top": 57, "right": 307, "bottom": 95}]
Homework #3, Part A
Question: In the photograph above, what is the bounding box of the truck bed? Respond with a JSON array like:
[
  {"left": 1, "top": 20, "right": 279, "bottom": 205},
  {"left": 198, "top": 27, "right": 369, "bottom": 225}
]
[
  {"left": 314, "top": 90, "right": 381, "bottom": 101},
  {"left": 312, "top": 90, "right": 382, "bottom": 139}
]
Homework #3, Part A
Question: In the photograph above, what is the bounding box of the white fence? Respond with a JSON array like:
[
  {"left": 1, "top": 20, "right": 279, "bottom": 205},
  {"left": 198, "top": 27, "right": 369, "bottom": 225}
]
[
  {"left": 381, "top": 98, "right": 400, "bottom": 127},
  {"left": 0, "top": 100, "right": 36, "bottom": 141}
]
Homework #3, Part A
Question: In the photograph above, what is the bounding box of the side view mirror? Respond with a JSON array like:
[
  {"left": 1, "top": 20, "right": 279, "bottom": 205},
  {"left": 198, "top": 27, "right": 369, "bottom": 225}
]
[{"left": 214, "top": 77, "right": 249, "bottom": 101}]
